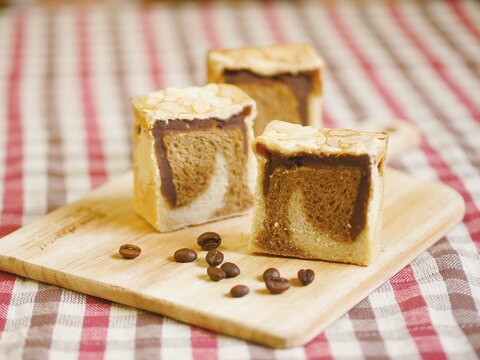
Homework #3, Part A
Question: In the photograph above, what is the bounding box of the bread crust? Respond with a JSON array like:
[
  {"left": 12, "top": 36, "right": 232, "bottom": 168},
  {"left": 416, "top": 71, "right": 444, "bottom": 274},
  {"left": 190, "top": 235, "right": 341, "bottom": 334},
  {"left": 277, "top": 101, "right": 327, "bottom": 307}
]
[
  {"left": 207, "top": 44, "right": 325, "bottom": 77},
  {"left": 250, "top": 121, "right": 388, "bottom": 266},
  {"left": 207, "top": 44, "right": 324, "bottom": 129},
  {"left": 131, "top": 85, "right": 257, "bottom": 232}
]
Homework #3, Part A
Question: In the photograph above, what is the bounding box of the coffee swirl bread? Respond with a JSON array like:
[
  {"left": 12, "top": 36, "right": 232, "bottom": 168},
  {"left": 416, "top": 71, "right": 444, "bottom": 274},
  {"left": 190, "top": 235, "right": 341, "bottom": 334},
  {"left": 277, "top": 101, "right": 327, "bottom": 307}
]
[
  {"left": 131, "top": 84, "right": 257, "bottom": 232},
  {"left": 207, "top": 44, "right": 324, "bottom": 135},
  {"left": 250, "top": 121, "right": 388, "bottom": 266}
]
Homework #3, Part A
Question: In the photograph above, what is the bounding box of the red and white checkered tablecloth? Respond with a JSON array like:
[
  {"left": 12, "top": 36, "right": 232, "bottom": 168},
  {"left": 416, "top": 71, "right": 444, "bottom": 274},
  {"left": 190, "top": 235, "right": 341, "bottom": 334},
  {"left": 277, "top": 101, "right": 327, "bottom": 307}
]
[{"left": 0, "top": 0, "right": 479, "bottom": 358}]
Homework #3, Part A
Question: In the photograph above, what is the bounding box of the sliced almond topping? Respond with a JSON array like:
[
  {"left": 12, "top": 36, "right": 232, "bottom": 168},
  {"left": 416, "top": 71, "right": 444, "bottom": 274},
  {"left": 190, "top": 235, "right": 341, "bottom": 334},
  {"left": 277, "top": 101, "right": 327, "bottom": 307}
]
[
  {"left": 272, "top": 121, "right": 302, "bottom": 134},
  {"left": 216, "top": 97, "right": 233, "bottom": 109},
  {"left": 146, "top": 97, "right": 161, "bottom": 106},
  {"left": 160, "top": 101, "right": 184, "bottom": 114},
  {"left": 193, "top": 101, "right": 210, "bottom": 114},
  {"left": 330, "top": 129, "right": 357, "bottom": 137},
  {"left": 326, "top": 136, "right": 342, "bottom": 148},
  {"left": 315, "top": 134, "right": 326, "bottom": 146},
  {"left": 295, "top": 125, "right": 318, "bottom": 136},
  {"left": 339, "top": 135, "right": 366, "bottom": 145},
  {"left": 154, "top": 109, "right": 173, "bottom": 120}
]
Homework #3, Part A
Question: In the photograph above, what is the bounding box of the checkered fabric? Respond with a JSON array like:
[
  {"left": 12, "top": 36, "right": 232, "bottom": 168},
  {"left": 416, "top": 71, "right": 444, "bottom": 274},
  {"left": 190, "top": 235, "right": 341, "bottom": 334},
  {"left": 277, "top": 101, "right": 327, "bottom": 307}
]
[{"left": 0, "top": 0, "right": 479, "bottom": 358}]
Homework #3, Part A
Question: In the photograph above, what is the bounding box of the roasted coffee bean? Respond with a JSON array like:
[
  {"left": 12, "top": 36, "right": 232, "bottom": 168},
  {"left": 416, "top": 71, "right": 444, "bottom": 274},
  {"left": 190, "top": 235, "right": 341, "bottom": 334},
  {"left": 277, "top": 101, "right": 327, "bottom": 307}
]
[
  {"left": 207, "top": 267, "right": 226, "bottom": 281},
  {"left": 230, "top": 285, "right": 249, "bottom": 298},
  {"left": 174, "top": 248, "right": 197, "bottom": 263},
  {"left": 119, "top": 244, "right": 141, "bottom": 259},
  {"left": 221, "top": 262, "right": 240, "bottom": 278},
  {"left": 263, "top": 268, "right": 280, "bottom": 282},
  {"left": 298, "top": 269, "right": 315, "bottom": 286},
  {"left": 206, "top": 249, "right": 224, "bottom": 267},
  {"left": 197, "top": 232, "right": 222, "bottom": 250},
  {"left": 265, "top": 277, "right": 290, "bottom": 294}
]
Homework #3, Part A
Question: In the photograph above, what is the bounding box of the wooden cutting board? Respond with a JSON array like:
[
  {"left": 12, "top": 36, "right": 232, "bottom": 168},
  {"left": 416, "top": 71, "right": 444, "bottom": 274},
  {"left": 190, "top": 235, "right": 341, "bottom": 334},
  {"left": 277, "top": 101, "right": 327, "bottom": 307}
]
[{"left": 0, "top": 168, "right": 464, "bottom": 348}]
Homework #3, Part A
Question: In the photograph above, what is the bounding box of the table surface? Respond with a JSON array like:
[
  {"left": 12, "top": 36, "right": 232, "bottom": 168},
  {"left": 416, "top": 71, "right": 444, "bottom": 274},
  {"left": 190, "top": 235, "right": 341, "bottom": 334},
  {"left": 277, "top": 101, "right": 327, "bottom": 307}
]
[{"left": 0, "top": 1, "right": 479, "bottom": 359}]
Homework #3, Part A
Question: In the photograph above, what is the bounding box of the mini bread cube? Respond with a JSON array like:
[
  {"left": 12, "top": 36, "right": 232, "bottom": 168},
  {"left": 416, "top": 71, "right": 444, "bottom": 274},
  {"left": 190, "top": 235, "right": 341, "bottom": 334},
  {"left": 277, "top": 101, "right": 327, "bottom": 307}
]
[
  {"left": 131, "top": 84, "right": 257, "bottom": 232},
  {"left": 250, "top": 121, "right": 388, "bottom": 266},
  {"left": 207, "top": 44, "right": 324, "bottom": 135}
]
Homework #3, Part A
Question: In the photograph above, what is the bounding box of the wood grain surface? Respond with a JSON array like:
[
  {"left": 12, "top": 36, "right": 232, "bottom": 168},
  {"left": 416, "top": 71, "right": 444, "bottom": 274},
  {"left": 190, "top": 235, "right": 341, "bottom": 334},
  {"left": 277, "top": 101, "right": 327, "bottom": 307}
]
[{"left": 0, "top": 167, "right": 464, "bottom": 348}]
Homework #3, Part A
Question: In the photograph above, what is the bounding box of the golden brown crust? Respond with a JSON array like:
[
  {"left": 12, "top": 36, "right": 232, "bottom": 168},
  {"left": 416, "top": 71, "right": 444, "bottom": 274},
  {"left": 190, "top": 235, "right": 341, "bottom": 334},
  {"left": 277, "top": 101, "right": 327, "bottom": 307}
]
[
  {"left": 132, "top": 122, "right": 161, "bottom": 230},
  {"left": 130, "top": 84, "right": 256, "bottom": 129},
  {"left": 254, "top": 121, "right": 388, "bottom": 161},
  {"left": 207, "top": 44, "right": 325, "bottom": 78}
]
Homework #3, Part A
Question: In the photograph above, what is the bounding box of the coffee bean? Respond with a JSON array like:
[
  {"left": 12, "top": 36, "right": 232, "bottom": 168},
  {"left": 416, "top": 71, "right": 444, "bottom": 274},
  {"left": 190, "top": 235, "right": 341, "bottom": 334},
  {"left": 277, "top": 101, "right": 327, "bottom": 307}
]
[
  {"left": 119, "top": 244, "right": 141, "bottom": 259},
  {"left": 207, "top": 267, "right": 225, "bottom": 281},
  {"left": 206, "top": 249, "right": 224, "bottom": 267},
  {"left": 174, "top": 248, "right": 197, "bottom": 263},
  {"left": 265, "top": 277, "right": 290, "bottom": 294},
  {"left": 230, "top": 285, "right": 249, "bottom": 298},
  {"left": 263, "top": 268, "right": 280, "bottom": 282},
  {"left": 221, "top": 262, "right": 240, "bottom": 278},
  {"left": 298, "top": 269, "right": 315, "bottom": 286},
  {"left": 197, "top": 231, "right": 222, "bottom": 250}
]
